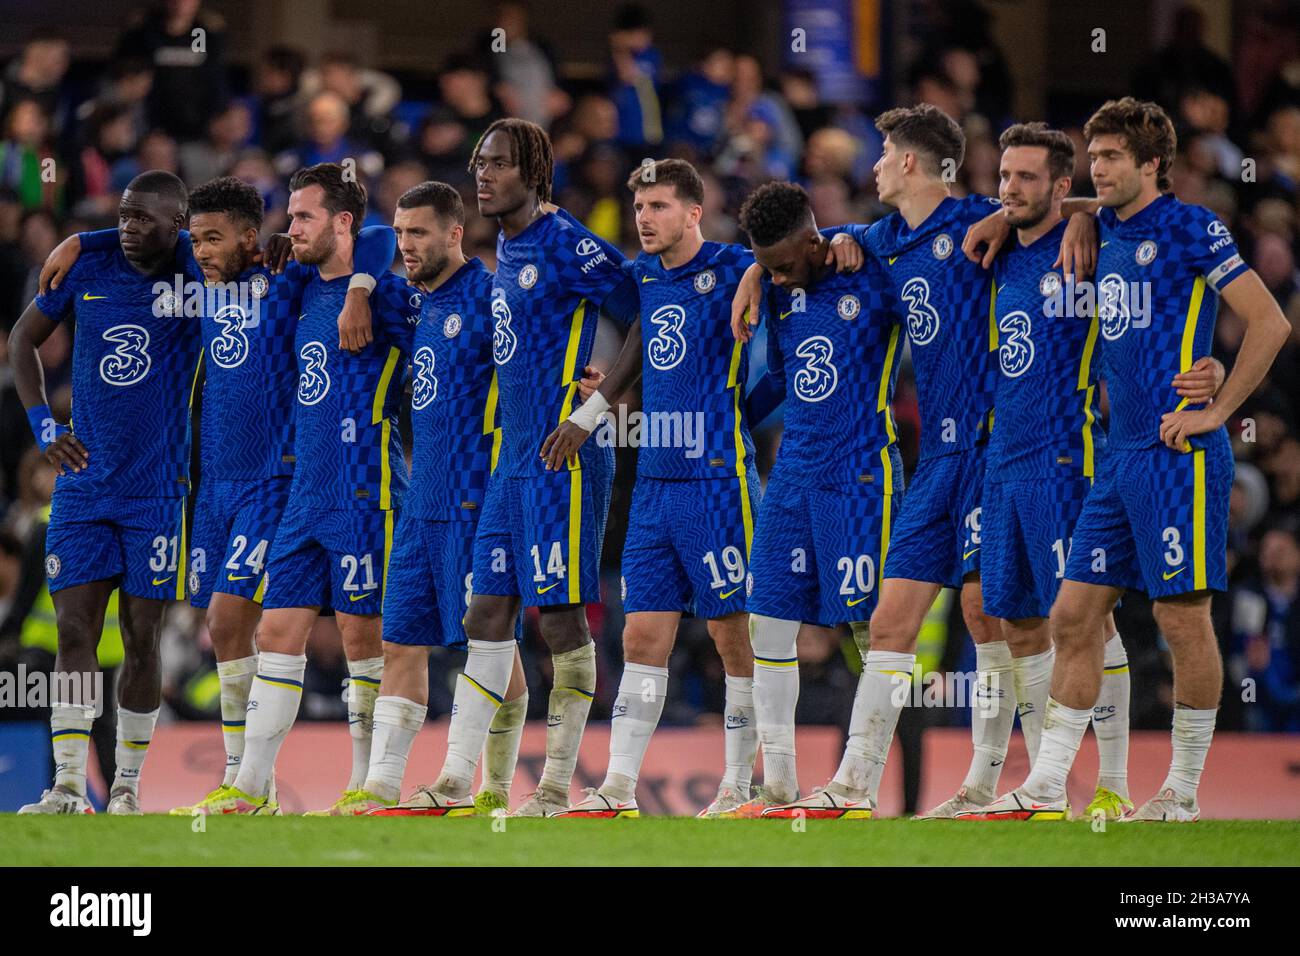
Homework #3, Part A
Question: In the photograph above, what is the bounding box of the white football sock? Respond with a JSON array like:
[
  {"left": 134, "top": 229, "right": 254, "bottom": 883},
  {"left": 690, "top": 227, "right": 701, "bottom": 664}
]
[
  {"left": 832, "top": 649, "right": 915, "bottom": 803},
  {"left": 1013, "top": 645, "right": 1055, "bottom": 765},
  {"left": 216, "top": 655, "right": 256, "bottom": 786},
  {"left": 233, "top": 651, "right": 306, "bottom": 799},
  {"left": 438, "top": 640, "right": 514, "bottom": 797},
  {"left": 1020, "top": 697, "right": 1091, "bottom": 802},
  {"left": 365, "top": 695, "right": 426, "bottom": 802},
  {"left": 751, "top": 615, "right": 801, "bottom": 802},
  {"left": 1094, "top": 633, "right": 1130, "bottom": 796},
  {"left": 51, "top": 702, "right": 95, "bottom": 796},
  {"left": 720, "top": 673, "right": 757, "bottom": 797},
  {"left": 1161, "top": 707, "right": 1216, "bottom": 804},
  {"left": 962, "top": 640, "right": 1015, "bottom": 800},
  {"left": 482, "top": 691, "right": 528, "bottom": 797},
  {"left": 346, "top": 656, "right": 383, "bottom": 790},
  {"left": 538, "top": 642, "right": 597, "bottom": 798},
  {"left": 112, "top": 707, "right": 159, "bottom": 795},
  {"left": 603, "top": 662, "right": 668, "bottom": 799}
]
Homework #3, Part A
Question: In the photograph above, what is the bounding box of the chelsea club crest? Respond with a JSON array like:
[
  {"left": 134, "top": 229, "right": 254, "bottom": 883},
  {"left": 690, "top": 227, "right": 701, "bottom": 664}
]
[
  {"left": 932, "top": 233, "right": 953, "bottom": 259},
  {"left": 694, "top": 269, "right": 716, "bottom": 294},
  {"left": 837, "top": 295, "right": 860, "bottom": 319},
  {"left": 518, "top": 264, "right": 539, "bottom": 289},
  {"left": 1039, "top": 272, "right": 1062, "bottom": 296},
  {"left": 248, "top": 273, "right": 269, "bottom": 299},
  {"left": 1135, "top": 240, "right": 1158, "bottom": 265},
  {"left": 444, "top": 313, "right": 462, "bottom": 337}
]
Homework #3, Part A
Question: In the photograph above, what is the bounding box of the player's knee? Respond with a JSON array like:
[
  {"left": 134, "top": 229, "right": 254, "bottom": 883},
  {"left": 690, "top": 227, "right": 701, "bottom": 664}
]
[
  {"left": 53, "top": 607, "right": 103, "bottom": 651},
  {"left": 463, "top": 598, "right": 513, "bottom": 644},
  {"left": 1048, "top": 595, "right": 1096, "bottom": 646},
  {"left": 960, "top": 589, "right": 997, "bottom": 643},
  {"left": 1151, "top": 597, "right": 1213, "bottom": 648},
  {"left": 622, "top": 618, "right": 669, "bottom": 665},
  {"left": 538, "top": 606, "right": 589, "bottom": 652},
  {"left": 865, "top": 614, "right": 915, "bottom": 653}
]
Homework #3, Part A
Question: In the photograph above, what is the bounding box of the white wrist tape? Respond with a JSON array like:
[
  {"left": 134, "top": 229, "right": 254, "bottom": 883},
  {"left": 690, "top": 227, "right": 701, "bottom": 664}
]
[
  {"left": 347, "top": 273, "right": 377, "bottom": 293},
  {"left": 568, "top": 391, "right": 610, "bottom": 432}
]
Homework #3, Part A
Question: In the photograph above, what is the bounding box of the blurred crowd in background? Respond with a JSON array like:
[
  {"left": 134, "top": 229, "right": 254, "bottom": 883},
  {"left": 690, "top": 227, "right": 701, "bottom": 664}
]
[{"left": 2, "top": 0, "right": 1300, "bottom": 798}]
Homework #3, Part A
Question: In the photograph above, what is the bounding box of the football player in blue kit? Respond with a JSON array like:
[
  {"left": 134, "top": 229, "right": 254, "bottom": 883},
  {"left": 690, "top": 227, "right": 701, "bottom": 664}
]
[
  {"left": 540, "top": 159, "right": 766, "bottom": 818},
  {"left": 13, "top": 172, "right": 200, "bottom": 814},
  {"left": 974, "top": 100, "right": 1288, "bottom": 822},
  {"left": 210, "top": 164, "right": 421, "bottom": 815},
  {"left": 395, "top": 120, "right": 640, "bottom": 818},
  {"left": 958, "top": 124, "right": 1222, "bottom": 820},
  {"left": 39, "top": 175, "right": 396, "bottom": 814},
  {"left": 362, "top": 182, "right": 529, "bottom": 817}
]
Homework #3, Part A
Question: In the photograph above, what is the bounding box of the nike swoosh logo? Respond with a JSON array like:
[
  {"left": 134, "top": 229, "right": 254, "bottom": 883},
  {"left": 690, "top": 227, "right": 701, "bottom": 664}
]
[
  {"left": 719, "top": 587, "right": 741, "bottom": 599},
  {"left": 152, "top": 577, "right": 172, "bottom": 586},
  {"left": 349, "top": 591, "right": 375, "bottom": 602},
  {"left": 546, "top": 720, "right": 562, "bottom": 728},
  {"left": 991, "top": 759, "right": 1004, "bottom": 767},
  {"left": 846, "top": 595, "right": 870, "bottom": 607},
  {"left": 964, "top": 548, "right": 980, "bottom": 559},
  {"left": 1093, "top": 713, "right": 1116, "bottom": 721},
  {"left": 1100, "top": 241, "right": 1110, "bottom": 249},
  {"left": 487, "top": 728, "right": 512, "bottom": 734},
  {"left": 536, "top": 582, "right": 560, "bottom": 594},
  {"left": 227, "top": 574, "right": 253, "bottom": 581},
  {"left": 82, "top": 293, "right": 107, "bottom": 301},
  {"left": 641, "top": 276, "right": 656, "bottom": 283},
  {"left": 888, "top": 256, "right": 898, "bottom": 265},
  {"left": 1163, "top": 567, "right": 1185, "bottom": 581},
  {"left": 779, "top": 310, "right": 794, "bottom": 320}
]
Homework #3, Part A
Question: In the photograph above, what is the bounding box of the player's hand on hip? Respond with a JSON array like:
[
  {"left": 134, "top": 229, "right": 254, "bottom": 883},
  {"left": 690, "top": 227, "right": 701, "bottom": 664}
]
[
  {"left": 540, "top": 421, "right": 590, "bottom": 471},
  {"left": 577, "top": 366, "right": 606, "bottom": 401},
  {"left": 43, "top": 432, "right": 89, "bottom": 476},
  {"left": 1159, "top": 406, "right": 1224, "bottom": 451},
  {"left": 1171, "top": 356, "right": 1226, "bottom": 403},
  {"left": 1055, "top": 212, "right": 1098, "bottom": 280},
  {"left": 339, "top": 289, "right": 374, "bottom": 354},
  {"left": 962, "top": 209, "right": 1010, "bottom": 269},
  {"left": 826, "top": 233, "right": 863, "bottom": 272},
  {"left": 259, "top": 233, "right": 294, "bottom": 274},
  {"left": 731, "top": 263, "right": 763, "bottom": 343},
  {"left": 39, "top": 234, "right": 82, "bottom": 294}
]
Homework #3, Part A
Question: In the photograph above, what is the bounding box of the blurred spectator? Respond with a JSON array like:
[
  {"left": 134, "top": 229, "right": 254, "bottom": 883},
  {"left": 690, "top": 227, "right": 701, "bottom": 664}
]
[
  {"left": 1231, "top": 528, "right": 1300, "bottom": 731},
  {"left": 664, "top": 45, "right": 733, "bottom": 156},
  {"left": 608, "top": 3, "right": 662, "bottom": 149},
  {"left": 0, "top": 98, "right": 62, "bottom": 212},
  {"left": 116, "top": 0, "right": 229, "bottom": 142},
  {"left": 179, "top": 101, "right": 251, "bottom": 187},
  {"left": 75, "top": 58, "right": 153, "bottom": 150},
  {"left": 300, "top": 51, "right": 402, "bottom": 155},
  {"left": 0, "top": 30, "right": 72, "bottom": 142},
  {"left": 406, "top": 107, "right": 472, "bottom": 190},
  {"left": 1179, "top": 87, "right": 1242, "bottom": 180},
  {"left": 253, "top": 46, "right": 308, "bottom": 156},
  {"left": 112, "top": 128, "right": 180, "bottom": 193},
  {"left": 483, "top": 1, "right": 568, "bottom": 128},
  {"left": 275, "top": 91, "right": 382, "bottom": 181},
  {"left": 69, "top": 105, "right": 141, "bottom": 219},
  {"left": 1133, "top": 4, "right": 1235, "bottom": 112},
  {"left": 438, "top": 53, "right": 500, "bottom": 162}
]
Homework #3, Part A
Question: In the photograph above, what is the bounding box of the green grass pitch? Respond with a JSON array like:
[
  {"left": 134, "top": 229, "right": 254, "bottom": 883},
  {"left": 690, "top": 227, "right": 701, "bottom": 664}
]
[{"left": 3, "top": 816, "right": 1298, "bottom": 866}]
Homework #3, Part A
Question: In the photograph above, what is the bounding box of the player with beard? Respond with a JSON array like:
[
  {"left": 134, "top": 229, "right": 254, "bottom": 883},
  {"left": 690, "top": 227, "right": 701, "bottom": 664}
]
[
  {"left": 347, "top": 182, "right": 529, "bottom": 816},
  {"left": 37, "top": 177, "right": 395, "bottom": 814},
  {"left": 386, "top": 119, "right": 639, "bottom": 818},
  {"left": 970, "top": 101, "right": 1287, "bottom": 822},
  {"left": 211, "top": 163, "right": 421, "bottom": 815}
]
